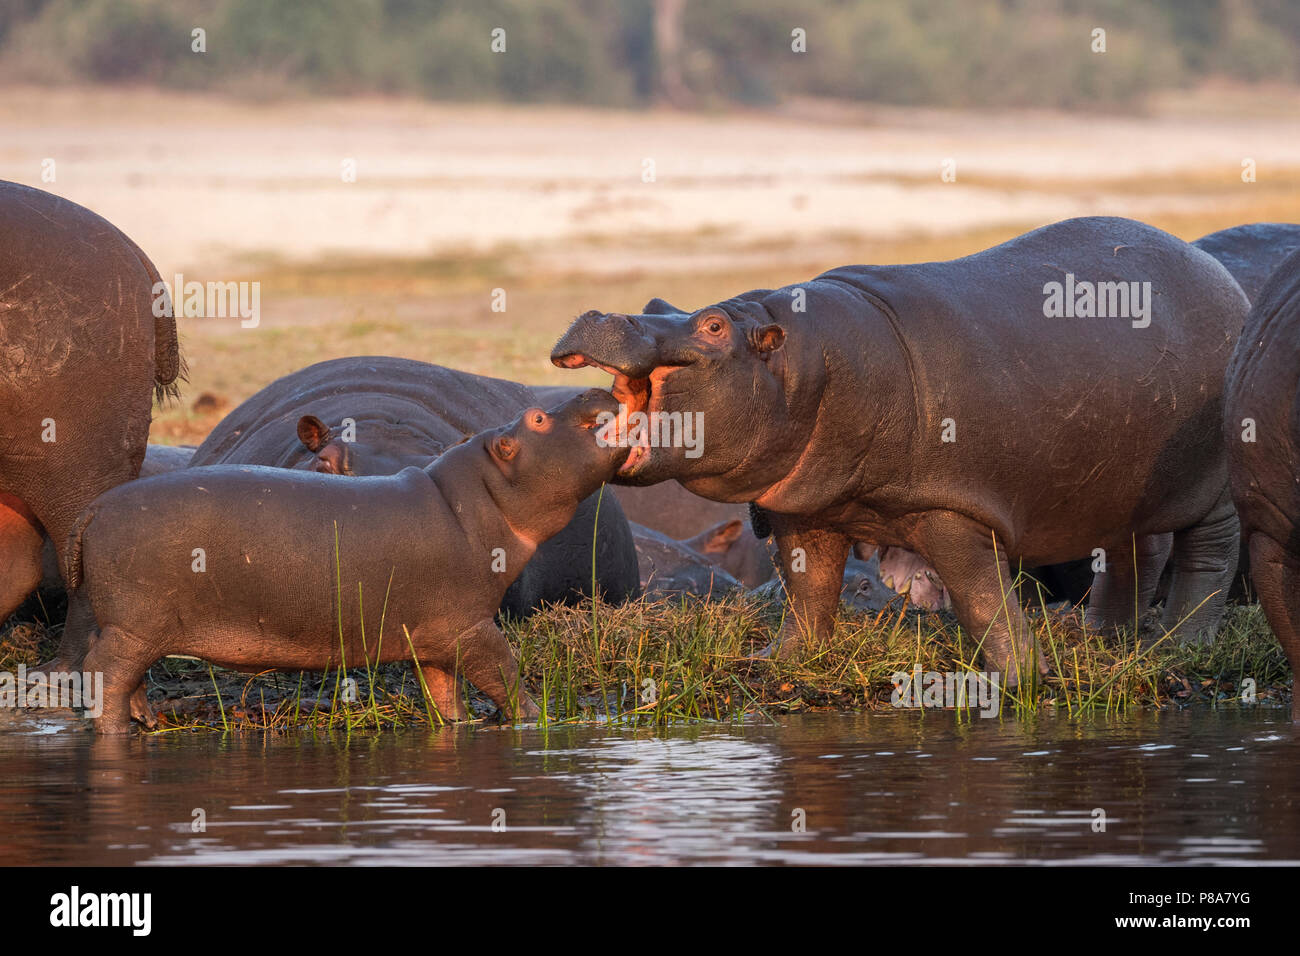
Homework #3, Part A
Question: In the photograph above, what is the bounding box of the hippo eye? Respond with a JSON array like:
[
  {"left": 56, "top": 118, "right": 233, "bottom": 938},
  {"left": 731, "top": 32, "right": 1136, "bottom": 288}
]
[
  {"left": 705, "top": 318, "right": 724, "bottom": 335},
  {"left": 533, "top": 413, "right": 544, "bottom": 426}
]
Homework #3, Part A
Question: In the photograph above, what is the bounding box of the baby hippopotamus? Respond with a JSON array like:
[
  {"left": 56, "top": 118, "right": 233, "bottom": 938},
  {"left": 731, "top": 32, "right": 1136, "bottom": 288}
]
[{"left": 66, "top": 390, "right": 629, "bottom": 734}]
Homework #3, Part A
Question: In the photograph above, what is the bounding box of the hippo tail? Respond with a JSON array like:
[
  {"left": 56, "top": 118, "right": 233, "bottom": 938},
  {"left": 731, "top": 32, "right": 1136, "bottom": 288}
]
[
  {"left": 119, "top": 228, "right": 186, "bottom": 404},
  {"left": 64, "top": 508, "right": 96, "bottom": 591}
]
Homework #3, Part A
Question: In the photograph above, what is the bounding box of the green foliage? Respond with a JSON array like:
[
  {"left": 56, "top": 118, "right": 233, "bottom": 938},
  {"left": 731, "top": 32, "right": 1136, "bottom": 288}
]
[{"left": 0, "top": 0, "right": 1294, "bottom": 108}]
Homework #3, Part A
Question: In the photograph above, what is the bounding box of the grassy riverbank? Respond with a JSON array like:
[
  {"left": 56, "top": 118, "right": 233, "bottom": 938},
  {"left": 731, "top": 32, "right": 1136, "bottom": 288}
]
[{"left": 2, "top": 588, "right": 1290, "bottom": 733}]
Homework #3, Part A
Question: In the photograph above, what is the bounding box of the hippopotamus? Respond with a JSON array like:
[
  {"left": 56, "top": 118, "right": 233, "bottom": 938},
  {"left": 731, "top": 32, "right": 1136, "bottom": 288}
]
[
  {"left": 876, "top": 544, "right": 1101, "bottom": 611},
  {"left": 873, "top": 545, "right": 951, "bottom": 610},
  {"left": 752, "top": 548, "right": 900, "bottom": 614},
  {"left": 1193, "top": 223, "right": 1300, "bottom": 304},
  {"left": 630, "top": 523, "right": 743, "bottom": 597},
  {"left": 187, "top": 357, "right": 638, "bottom": 619},
  {"left": 1224, "top": 248, "right": 1300, "bottom": 719},
  {"left": 0, "top": 181, "right": 182, "bottom": 643},
  {"left": 540, "top": 385, "right": 776, "bottom": 576},
  {"left": 606, "top": 477, "right": 749, "bottom": 540},
  {"left": 68, "top": 390, "right": 628, "bottom": 733},
  {"left": 867, "top": 221, "right": 1300, "bottom": 612},
  {"left": 680, "top": 518, "right": 775, "bottom": 588},
  {"left": 576, "top": 360, "right": 1084, "bottom": 610},
  {"left": 139, "top": 443, "right": 197, "bottom": 478},
  {"left": 552, "top": 217, "right": 1247, "bottom": 682},
  {"left": 36, "top": 445, "right": 198, "bottom": 593}
]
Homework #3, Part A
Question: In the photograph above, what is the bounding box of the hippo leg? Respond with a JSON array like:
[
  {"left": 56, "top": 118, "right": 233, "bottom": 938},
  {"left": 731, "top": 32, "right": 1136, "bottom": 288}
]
[
  {"left": 918, "top": 515, "right": 1047, "bottom": 687},
  {"left": 33, "top": 593, "right": 96, "bottom": 674},
  {"left": 83, "top": 625, "right": 156, "bottom": 735},
  {"left": 430, "top": 619, "right": 539, "bottom": 722},
  {"left": 1246, "top": 535, "right": 1300, "bottom": 720},
  {"left": 415, "top": 664, "right": 468, "bottom": 722},
  {"left": 762, "top": 517, "right": 851, "bottom": 659},
  {"left": 1160, "top": 499, "right": 1239, "bottom": 644},
  {"left": 1085, "top": 533, "right": 1173, "bottom": 631},
  {"left": 0, "top": 495, "right": 44, "bottom": 622}
]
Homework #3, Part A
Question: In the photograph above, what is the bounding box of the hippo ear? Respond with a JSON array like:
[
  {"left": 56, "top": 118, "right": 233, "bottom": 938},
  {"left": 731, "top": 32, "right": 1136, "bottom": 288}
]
[
  {"left": 642, "top": 297, "right": 688, "bottom": 315},
  {"left": 751, "top": 324, "right": 785, "bottom": 355},
  {"left": 491, "top": 434, "right": 519, "bottom": 462},
  {"left": 689, "top": 519, "right": 746, "bottom": 555},
  {"left": 297, "top": 415, "right": 332, "bottom": 452}
]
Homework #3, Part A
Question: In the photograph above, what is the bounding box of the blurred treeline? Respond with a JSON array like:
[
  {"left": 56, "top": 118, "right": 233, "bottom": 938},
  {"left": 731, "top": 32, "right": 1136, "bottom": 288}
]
[{"left": 0, "top": 0, "right": 1295, "bottom": 108}]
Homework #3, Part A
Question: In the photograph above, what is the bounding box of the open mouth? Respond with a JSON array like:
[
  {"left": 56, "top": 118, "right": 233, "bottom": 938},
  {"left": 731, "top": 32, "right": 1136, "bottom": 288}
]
[{"left": 553, "top": 353, "right": 652, "bottom": 473}]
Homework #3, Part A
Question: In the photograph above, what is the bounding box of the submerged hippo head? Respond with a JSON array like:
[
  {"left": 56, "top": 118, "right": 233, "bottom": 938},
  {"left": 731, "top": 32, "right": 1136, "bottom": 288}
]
[
  {"left": 550, "top": 298, "right": 808, "bottom": 496},
  {"left": 474, "top": 388, "right": 630, "bottom": 538},
  {"left": 296, "top": 415, "right": 443, "bottom": 476}
]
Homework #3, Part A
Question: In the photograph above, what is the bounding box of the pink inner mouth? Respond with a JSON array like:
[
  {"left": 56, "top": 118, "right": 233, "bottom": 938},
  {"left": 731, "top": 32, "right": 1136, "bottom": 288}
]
[{"left": 557, "top": 353, "right": 653, "bottom": 473}]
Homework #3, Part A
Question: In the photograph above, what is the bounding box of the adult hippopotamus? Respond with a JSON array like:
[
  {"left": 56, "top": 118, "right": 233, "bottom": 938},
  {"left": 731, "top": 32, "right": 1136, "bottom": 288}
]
[
  {"left": 187, "top": 357, "right": 639, "bottom": 619},
  {"left": 1224, "top": 248, "right": 1300, "bottom": 719},
  {"left": 70, "top": 390, "right": 627, "bottom": 733},
  {"left": 843, "top": 222, "right": 1299, "bottom": 615},
  {"left": 869, "top": 221, "right": 1300, "bottom": 612},
  {"left": 0, "top": 182, "right": 182, "bottom": 635},
  {"left": 552, "top": 217, "right": 1247, "bottom": 683},
  {"left": 1194, "top": 223, "right": 1300, "bottom": 304}
]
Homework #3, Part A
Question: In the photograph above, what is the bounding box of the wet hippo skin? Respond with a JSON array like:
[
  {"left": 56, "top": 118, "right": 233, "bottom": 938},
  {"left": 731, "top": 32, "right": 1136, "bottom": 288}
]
[{"left": 552, "top": 216, "right": 1248, "bottom": 684}]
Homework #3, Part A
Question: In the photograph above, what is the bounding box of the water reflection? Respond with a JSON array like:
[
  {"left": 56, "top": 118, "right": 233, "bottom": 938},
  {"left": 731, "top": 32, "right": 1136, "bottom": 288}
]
[{"left": 0, "top": 710, "right": 1295, "bottom": 865}]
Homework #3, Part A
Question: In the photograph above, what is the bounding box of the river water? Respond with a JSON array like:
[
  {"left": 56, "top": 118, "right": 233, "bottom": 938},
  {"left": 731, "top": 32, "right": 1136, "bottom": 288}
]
[{"left": 1, "top": 710, "right": 1295, "bottom": 865}]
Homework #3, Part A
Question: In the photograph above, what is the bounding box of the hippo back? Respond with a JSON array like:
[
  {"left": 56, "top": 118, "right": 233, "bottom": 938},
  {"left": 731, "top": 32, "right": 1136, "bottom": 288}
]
[
  {"left": 1193, "top": 223, "right": 1300, "bottom": 304},
  {"left": 191, "top": 357, "right": 534, "bottom": 469}
]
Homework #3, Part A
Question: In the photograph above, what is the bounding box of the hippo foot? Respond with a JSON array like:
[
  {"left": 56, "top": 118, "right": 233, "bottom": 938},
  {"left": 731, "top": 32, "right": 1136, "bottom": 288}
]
[
  {"left": 505, "top": 695, "right": 541, "bottom": 723},
  {"left": 996, "top": 659, "right": 1049, "bottom": 693}
]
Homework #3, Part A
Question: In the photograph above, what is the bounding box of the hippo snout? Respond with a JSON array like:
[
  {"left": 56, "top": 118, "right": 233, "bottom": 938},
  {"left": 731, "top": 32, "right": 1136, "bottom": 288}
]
[
  {"left": 551, "top": 311, "right": 658, "bottom": 377},
  {"left": 571, "top": 387, "right": 621, "bottom": 422}
]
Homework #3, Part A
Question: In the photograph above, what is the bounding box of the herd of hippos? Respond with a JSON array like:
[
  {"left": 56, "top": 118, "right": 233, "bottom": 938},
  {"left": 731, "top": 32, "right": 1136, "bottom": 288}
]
[{"left": 2, "top": 179, "right": 1300, "bottom": 733}]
